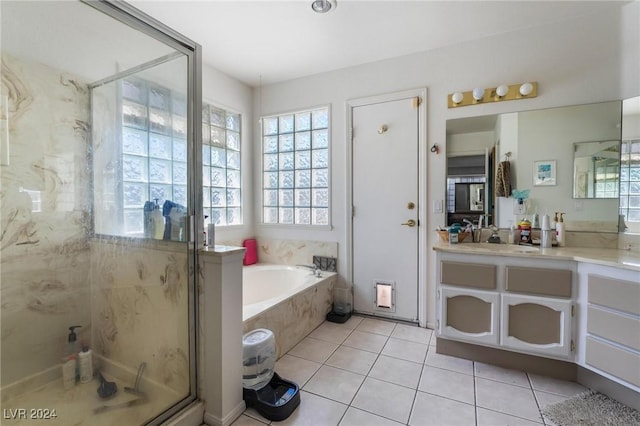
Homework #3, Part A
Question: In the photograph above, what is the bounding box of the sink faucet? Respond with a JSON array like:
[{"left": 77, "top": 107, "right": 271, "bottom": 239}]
[{"left": 296, "top": 264, "right": 322, "bottom": 277}]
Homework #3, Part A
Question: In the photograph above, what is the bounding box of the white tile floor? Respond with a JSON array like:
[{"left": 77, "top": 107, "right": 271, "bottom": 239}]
[{"left": 234, "top": 316, "right": 589, "bottom": 426}]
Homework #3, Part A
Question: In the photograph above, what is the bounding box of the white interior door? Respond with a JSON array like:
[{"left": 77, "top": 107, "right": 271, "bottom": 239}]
[{"left": 351, "top": 95, "right": 420, "bottom": 322}]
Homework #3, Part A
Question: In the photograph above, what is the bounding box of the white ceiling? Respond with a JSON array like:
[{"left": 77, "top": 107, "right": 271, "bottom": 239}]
[{"left": 129, "top": 0, "right": 625, "bottom": 87}]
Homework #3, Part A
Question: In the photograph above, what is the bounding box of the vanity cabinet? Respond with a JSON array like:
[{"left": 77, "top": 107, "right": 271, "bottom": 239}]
[{"left": 437, "top": 253, "right": 576, "bottom": 361}]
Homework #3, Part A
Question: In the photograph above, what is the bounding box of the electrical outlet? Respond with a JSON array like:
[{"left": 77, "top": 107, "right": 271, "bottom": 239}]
[{"left": 513, "top": 200, "right": 526, "bottom": 215}]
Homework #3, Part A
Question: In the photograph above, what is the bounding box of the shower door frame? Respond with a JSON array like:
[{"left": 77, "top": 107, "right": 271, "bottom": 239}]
[{"left": 82, "top": 1, "right": 202, "bottom": 424}]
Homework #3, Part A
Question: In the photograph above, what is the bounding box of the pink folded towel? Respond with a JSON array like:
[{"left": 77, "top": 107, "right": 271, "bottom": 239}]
[{"left": 242, "top": 239, "right": 258, "bottom": 266}]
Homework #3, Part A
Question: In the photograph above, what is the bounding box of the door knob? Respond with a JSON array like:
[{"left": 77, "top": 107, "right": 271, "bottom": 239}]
[{"left": 401, "top": 219, "right": 417, "bottom": 227}]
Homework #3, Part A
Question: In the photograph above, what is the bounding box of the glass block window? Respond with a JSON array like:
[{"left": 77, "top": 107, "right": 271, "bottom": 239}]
[
  {"left": 620, "top": 139, "right": 640, "bottom": 231},
  {"left": 121, "top": 77, "right": 188, "bottom": 236},
  {"left": 262, "top": 107, "right": 330, "bottom": 225},
  {"left": 202, "top": 104, "right": 242, "bottom": 226}
]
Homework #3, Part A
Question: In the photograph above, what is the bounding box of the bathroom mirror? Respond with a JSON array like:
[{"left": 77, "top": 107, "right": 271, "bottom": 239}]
[
  {"left": 573, "top": 140, "right": 620, "bottom": 199},
  {"left": 446, "top": 100, "right": 623, "bottom": 232}
]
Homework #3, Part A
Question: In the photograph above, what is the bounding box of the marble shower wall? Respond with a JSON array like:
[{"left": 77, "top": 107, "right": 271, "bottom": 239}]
[
  {"left": 0, "top": 54, "right": 92, "bottom": 388},
  {"left": 89, "top": 239, "right": 191, "bottom": 397}
]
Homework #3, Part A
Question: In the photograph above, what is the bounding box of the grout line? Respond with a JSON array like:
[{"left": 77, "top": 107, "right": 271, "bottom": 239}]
[
  {"left": 528, "top": 372, "right": 548, "bottom": 425},
  {"left": 473, "top": 361, "right": 478, "bottom": 426}
]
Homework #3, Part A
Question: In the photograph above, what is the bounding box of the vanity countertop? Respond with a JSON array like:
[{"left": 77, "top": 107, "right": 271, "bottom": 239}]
[{"left": 433, "top": 242, "right": 640, "bottom": 272}]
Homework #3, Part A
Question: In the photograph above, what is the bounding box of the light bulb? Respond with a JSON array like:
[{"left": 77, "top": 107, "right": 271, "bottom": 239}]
[
  {"left": 452, "top": 92, "right": 463, "bottom": 104},
  {"left": 496, "top": 84, "right": 509, "bottom": 97},
  {"left": 519, "top": 82, "right": 533, "bottom": 96},
  {"left": 472, "top": 87, "right": 484, "bottom": 101}
]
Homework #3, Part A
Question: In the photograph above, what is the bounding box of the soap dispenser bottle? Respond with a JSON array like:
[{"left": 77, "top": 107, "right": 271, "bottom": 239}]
[{"left": 67, "top": 325, "right": 81, "bottom": 357}]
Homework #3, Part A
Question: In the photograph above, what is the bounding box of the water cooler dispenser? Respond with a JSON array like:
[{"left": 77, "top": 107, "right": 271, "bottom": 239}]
[{"left": 242, "top": 329, "right": 300, "bottom": 421}]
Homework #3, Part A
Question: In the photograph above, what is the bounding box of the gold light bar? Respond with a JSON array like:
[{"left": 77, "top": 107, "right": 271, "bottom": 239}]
[{"left": 448, "top": 82, "right": 538, "bottom": 108}]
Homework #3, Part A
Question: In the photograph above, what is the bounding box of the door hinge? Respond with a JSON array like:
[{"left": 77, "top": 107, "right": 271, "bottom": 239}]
[
  {"left": 352, "top": 206, "right": 355, "bottom": 217},
  {"left": 436, "top": 319, "right": 440, "bottom": 329},
  {"left": 571, "top": 305, "right": 575, "bottom": 317},
  {"left": 437, "top": 289, "right": 440, "bottom": 300},
  {"left": 571, "top": 340, "right": 575, "bottom": 352},
  {"left": 412, "top": 97, "right": 422, "bottom": 108}
]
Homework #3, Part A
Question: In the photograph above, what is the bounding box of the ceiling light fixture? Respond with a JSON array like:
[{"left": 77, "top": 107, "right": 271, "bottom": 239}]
[{"left": 311, "top": 0, "right": 336, "bottom": 13}]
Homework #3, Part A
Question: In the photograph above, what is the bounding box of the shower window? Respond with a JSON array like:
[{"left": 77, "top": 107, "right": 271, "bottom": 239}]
[
  {"left": 120, "top": 77, "right": 188, "bottom": 236},
  {"left": 261, "top": 106, "right": 330, "bottom": 226},
  {"left": 202, "top": 103, "right": 242, "bottom": 226}
]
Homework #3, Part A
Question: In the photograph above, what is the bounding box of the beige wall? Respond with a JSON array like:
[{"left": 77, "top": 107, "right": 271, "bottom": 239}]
[{"left": 253, "top": 2, "right": 640, "bottom": 327}]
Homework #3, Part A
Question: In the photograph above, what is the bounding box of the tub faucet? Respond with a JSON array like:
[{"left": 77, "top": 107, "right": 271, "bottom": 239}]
[{"left": 296, "top": 264, "right": 322, "bottom": 277}]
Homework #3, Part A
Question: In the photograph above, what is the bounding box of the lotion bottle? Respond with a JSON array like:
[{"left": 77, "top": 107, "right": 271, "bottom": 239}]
[{"left": 78, "top": 345, "right": 93, "bottom": 383}]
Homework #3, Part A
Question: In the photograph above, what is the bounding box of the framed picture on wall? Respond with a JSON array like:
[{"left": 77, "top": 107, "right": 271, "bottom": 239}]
[{"left": 534, "top": 160, "right": 556, "bottom": 186}]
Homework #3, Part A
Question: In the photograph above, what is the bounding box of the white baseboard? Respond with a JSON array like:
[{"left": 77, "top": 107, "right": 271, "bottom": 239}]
[
  {"left": 163, "top": 401, "right": 205, "bottom": 426},
  {"left": 203, "top": 401, "right": 246, "bottom": 426}
]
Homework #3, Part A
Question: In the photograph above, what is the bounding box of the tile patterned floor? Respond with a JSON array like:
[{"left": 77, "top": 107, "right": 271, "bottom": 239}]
[{"left": 234, "top": 316, "right": 588, "bottom": 426}]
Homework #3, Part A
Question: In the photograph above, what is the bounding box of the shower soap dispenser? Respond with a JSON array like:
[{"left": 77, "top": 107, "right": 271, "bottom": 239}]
[{"left": 67, "top": 326, "right": 81, "bottom": 357}]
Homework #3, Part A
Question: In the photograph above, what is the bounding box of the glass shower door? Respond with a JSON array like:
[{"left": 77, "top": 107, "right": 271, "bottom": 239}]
[{"left": 1, "top": 2, "right": 199, "bottom": 424}]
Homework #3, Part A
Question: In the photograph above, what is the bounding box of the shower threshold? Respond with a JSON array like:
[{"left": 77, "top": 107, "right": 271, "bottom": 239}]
[{"left": 1, "top": 371, "right": 179, "bottom": 425}]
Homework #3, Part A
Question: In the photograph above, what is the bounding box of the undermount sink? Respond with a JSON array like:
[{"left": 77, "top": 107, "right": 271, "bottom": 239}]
[{"left": 459, "top": 243, "right": 540, "bottom": 254}]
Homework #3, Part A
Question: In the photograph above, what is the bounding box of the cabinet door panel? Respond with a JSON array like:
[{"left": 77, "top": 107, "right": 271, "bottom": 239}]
[
  {"left": 501, "top": 294, "right": 572, "bottom": 359},
  {"left": 508, "top": 303, "right": 561, "bottom": 345},
  {"left": 440, "top": 287, "right": 499, "bottom": 346}
]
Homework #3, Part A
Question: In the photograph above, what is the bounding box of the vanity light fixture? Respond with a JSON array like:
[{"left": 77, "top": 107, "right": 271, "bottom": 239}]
[
  {"left": 448, "top": 82, "right": 538, "bottom": 108},
  {"left": 311, "top": 0, "right": 336, "bottom": 13}
]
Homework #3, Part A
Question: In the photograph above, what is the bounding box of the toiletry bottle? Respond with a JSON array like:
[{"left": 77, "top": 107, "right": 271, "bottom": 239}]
[
  {"left": 78, "top": 345, "right": 93, "bottom": 384},
  {"left": 556, "top": 213, "right": 566, "bottom": 246},
  {"left": 518, "top": 218, "right": 532, "bottom": 244},
  {"left": 152, "top": 200, "right": 164, "bottom": 240},
  {"left": 62, "top": 355, "right": 77, "bottom": 390},
  {"left": 552, "top": 212, "right": 558, "bottom": 236},
  {"left": 67, "top": 326, "right": 81, "bottom": 357},
  {"left": 207, "top": 223, "right": 215, "bottom": 247},
  {"left": 532, "top": 210, "right": 540, "bottom": 229},
  {"left": 541, "top": 212, "right": 552, "bottom": 248},
  {"left": 508, "top": 221, "right": 516, "bottom": 244}
]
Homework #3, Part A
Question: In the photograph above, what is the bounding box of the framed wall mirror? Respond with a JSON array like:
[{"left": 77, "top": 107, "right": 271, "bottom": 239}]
[
  {"left": 446, "top": 100, "right": 628, "bottom": 233},
  {"left": 573, "top": 140, "right": 621, "bottom": 199}
]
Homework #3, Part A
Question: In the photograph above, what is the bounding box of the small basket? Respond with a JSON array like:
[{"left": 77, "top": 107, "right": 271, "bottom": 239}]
[{"left": 436, "top": 230, "right": 469, "bottom": 243}]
